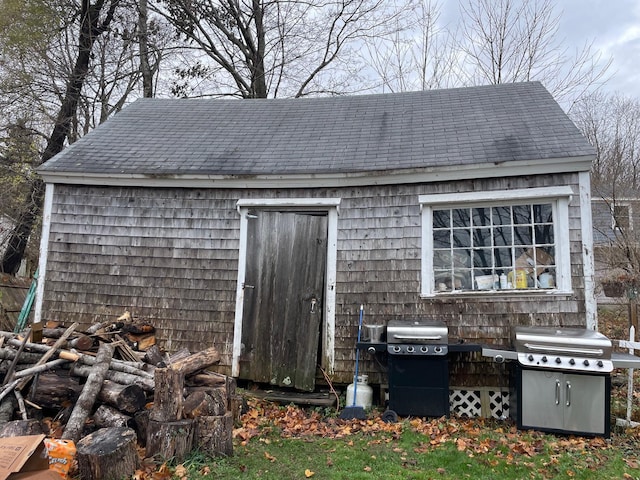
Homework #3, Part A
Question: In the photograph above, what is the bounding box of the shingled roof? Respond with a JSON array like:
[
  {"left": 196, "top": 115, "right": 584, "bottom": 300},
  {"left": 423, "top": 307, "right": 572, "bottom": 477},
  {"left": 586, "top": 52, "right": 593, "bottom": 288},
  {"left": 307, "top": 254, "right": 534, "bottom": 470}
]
[{"left": 38, "top": 82, "right": 594, "bottom": 184}]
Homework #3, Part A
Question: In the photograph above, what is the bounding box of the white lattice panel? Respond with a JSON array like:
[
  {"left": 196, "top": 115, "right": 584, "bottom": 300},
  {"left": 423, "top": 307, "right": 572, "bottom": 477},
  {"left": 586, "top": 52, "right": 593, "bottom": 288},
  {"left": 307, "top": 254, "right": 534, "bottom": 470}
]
[
  {"left": 449, "top": 390, "right": 482, "bottom": 417},
  {"left": 449, "top": 389, "right": 510, "bottom": 419}
]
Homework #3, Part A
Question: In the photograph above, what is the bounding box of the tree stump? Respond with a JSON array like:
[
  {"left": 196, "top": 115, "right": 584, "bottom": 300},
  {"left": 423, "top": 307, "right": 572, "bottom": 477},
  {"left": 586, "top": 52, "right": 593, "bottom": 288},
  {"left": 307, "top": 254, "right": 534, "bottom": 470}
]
[
  {"left": 76, "top": 427, "right": 139, "bottom": 480},
  {"left": 146, "top": 419, "right": 193, "bottom": 461},
  {"left": 193, "top": 412, "right": 233, "bottom": 457}
]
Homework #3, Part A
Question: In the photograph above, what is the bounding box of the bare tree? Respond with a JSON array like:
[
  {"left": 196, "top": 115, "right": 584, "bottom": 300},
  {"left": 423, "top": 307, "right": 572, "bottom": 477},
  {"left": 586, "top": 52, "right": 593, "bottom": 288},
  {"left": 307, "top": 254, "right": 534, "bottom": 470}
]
[
  {"left": 456, "top": 0, "right": 610, "bottom": 111},
  {"left": 572, "top": 93, "right": 640, "bottom": 285},
  {"left": 156, "top": 0, "right": 411, "bottom": 98},
  {"left": 1, "top": 0, "right": 122, "bottom": 274},
  {"left": 361, "top": 0, "right": 459, "bottom": 93}
]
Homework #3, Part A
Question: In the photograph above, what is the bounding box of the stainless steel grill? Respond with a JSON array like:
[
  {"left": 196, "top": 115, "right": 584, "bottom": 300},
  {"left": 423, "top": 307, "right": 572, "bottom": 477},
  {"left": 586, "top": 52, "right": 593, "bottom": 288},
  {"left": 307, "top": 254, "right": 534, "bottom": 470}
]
[
  {"left": 506, "top": 326, "right": 613, "bottom": 437},
  {"left": 385, "top": 320, "right": 450, "bottom": 418},
  {"left": 514, "top": 326, "right": 613, "bottom": 373}
]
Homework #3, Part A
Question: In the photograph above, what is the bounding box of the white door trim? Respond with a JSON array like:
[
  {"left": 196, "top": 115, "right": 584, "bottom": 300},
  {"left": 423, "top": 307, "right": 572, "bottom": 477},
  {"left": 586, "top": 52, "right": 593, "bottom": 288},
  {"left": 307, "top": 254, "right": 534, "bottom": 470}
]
[{"left": 232, "top": 198, "right": 340, "bottom": 377}]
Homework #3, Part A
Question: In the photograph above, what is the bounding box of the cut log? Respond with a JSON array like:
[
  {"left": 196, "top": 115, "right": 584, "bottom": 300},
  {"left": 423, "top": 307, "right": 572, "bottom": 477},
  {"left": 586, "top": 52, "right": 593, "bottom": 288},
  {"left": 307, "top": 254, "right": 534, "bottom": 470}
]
[
  {"left": 70, "top": 364, "right": 154, "bottom": 391},
  {"left": 29, "top": 372, "right": 82, "bottom": 409},
  {"left": 98, "top": 379, "right": 146, "bottom": 414},
  {"left": 193, "top": 413, "right": 233, "bottom": 457},
  {"left": 0, "top": 419, "right": 43, "bottom": 437},
  {"left": 16, "top": 322, "right": 78, "bottom": 391},
  {"left": 0, "top": 396, "right": 16, "bottom": 422},
  {"left": 170, "top": 347, "right": 221, "bottom": 376},
  {"left": 144, "top": 345, "right": 165, "bottom": 367},
  {"left": 133, "top": 410, "right": 150, "bottom": 447},
  {"left": 150, "top": 367, "right": 184, "bottom": 421},
  {"left": 76, "top": 427, "right": 139, "bottom": 480},
  {"left": 146, "top": 419, "right": 193, "bottom": 461},
  {"left": 187, "top": 371, "right": 228, "bottom": 388},
  {"left": 183, "top": 391, "right": 212, "bottom": 419},
  {"left": 93, "top": 404, "right": 132, "bottom": 428},
  {"left": 62, "top": 342, "right": 114, "bottom": 443},
  {"left": 42, "top": 328, "right": 94, "bottom": 350}
]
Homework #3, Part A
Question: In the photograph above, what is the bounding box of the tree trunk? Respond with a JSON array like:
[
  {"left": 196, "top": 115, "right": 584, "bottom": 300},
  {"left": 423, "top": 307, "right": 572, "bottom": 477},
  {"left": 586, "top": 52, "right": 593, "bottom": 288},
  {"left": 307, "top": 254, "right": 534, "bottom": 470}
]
[
  {"left": 0, "top": 0, "right": 122, "bottom": 273},
  {"left": 138, "top": 0, "right": 154, "bottom": 97},
  {"left": 62, "top": 342, "right": 114, "bottom": 443},
  {"left": 76, "top": 427, "right": 139, "bottom": 480}
]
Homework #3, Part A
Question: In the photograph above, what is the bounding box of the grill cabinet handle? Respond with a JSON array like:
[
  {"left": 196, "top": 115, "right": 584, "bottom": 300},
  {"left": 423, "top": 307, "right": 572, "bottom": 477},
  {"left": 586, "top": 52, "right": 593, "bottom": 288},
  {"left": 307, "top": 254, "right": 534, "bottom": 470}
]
[
  {"left": 555, "top": 380, "right": 560, "bottom": 405},
  {"left": 565, "top": 381, "right": 571, "bottom": 407}
]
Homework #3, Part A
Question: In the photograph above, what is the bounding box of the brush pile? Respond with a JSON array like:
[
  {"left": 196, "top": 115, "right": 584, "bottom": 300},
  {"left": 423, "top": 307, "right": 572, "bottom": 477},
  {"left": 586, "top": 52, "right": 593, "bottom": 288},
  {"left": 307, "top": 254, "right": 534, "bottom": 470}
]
[{"left": 0, "top": 312, "right": 239, "bottom": 478}]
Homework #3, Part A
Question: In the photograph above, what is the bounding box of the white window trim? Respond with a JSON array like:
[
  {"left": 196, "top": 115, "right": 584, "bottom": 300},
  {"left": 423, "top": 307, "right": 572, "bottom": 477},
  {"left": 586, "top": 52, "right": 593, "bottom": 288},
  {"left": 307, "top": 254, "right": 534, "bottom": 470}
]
[
  {"left": 232, "top": 198, "right": 340, "bottom": 377},
  {"left": 419, "top": 187, "right": 573, "bottom": 297}
]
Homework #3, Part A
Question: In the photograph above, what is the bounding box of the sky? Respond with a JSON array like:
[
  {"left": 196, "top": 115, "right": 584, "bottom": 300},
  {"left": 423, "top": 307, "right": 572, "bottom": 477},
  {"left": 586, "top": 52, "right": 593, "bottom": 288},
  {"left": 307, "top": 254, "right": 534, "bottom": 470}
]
[{"left": 558, "top": 0, "right": 640, "bottom": 98}]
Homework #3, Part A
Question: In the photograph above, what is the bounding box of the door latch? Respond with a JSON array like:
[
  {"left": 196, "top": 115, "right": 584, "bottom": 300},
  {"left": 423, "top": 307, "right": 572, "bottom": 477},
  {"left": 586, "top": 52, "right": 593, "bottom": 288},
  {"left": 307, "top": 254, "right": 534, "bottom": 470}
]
[
  {"left": 243, "top": 283, "right": 255, "bottom": 289},
  {"left": 310, "top": 297, "right": 317, "bottom": 314}
]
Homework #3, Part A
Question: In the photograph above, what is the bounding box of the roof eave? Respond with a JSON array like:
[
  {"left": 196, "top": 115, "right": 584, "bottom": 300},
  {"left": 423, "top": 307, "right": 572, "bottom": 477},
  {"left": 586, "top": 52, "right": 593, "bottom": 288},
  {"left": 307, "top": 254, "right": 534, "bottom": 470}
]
[{"left": 37, "top": 155, "right": 593, "bottom": 189}]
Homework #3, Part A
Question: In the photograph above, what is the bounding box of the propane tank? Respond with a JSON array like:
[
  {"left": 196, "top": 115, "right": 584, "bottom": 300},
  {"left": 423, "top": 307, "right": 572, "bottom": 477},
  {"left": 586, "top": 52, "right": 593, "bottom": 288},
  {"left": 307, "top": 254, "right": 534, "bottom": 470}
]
[{"left": 346, "top": 374, "right": 373, "bottom": 409}]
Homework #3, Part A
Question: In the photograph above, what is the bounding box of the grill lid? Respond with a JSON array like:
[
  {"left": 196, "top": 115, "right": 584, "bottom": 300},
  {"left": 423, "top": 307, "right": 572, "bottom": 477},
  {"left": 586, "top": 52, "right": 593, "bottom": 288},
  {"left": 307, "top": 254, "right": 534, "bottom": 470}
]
[
  {"left": 514, "top": 326, "right": 612, "bottom": 359},
  {"left": 387, "top": 320, "right": 448, "bottom": 345},
  {"left": 514, "top": 326, "right": 613, "bottom": 373}
]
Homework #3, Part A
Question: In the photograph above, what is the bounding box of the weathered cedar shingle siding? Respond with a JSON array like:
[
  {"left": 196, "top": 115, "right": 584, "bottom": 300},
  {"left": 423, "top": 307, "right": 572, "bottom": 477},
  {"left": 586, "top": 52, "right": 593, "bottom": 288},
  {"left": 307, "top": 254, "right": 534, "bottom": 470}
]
[{"left": 42, "top": 171, "right": 586, "bottom": 387}]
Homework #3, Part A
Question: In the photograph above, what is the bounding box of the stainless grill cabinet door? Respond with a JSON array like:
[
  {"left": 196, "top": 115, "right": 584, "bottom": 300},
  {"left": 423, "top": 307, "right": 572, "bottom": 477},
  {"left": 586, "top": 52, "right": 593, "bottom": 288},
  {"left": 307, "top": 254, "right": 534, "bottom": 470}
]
[
  {"left": 519, "top": 369, "right": 607, "bottom": 436},
  {"left": 520, "top": 370, "right": 563, "bottom": 430},
  {"left": 563, "top": 374, "right": 606, "bottom": 435}
]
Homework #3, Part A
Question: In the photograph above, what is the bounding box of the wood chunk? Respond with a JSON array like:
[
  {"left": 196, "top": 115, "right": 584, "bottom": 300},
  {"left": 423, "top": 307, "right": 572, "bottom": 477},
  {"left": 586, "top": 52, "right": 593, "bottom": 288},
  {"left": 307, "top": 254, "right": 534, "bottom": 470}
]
[
  {"left": 183, "top": 389, "right": 226, "bottom": 418},
  {"left": 76, "top": 427, "right": 139, "bottom": 480},
  {"left": 29, "top": 372, "right": 82, "bottom": 409},
  {"left": 146, "top": 419, "right": 193, "bottom": 462}
]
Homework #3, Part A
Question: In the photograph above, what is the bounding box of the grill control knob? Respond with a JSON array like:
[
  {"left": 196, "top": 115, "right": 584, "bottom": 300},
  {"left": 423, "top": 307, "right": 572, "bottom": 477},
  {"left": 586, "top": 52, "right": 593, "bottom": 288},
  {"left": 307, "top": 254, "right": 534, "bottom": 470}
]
[
  {"left": 597, "top": 360, "right": 604, "bottom": 368},
  {"left": 434, "top": 346, "right": 443, "bottom": 354},
  {"left": 420, "top": 346, "right": 428, "bottom": 353},
  {"left": 583, "top": 359, "right": 590, "bottom": 366},
  {"left": 393, "top": 346, "right": 401, "bottom": 353},
  {"left": 569, "top": 358, "right": 575, "bottom": 365},
  {"left": 555, "top": 357, "right": 561, "bottom": 364},
  {"left": 407, "top": 346, "right": 415, "bottom": 353},
  {"left": 541, "top": 356, "right": 548, "bottom": 363},
  {"left": 527, "top": 355, "right": 534, "bottom": 362}
]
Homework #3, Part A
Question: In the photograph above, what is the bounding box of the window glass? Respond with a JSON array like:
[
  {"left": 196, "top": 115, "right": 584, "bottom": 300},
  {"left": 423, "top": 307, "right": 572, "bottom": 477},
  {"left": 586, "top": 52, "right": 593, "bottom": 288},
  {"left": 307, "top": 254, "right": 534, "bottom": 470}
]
[{"left": 432, "top": 202, "right": 556, "bottom": 292}]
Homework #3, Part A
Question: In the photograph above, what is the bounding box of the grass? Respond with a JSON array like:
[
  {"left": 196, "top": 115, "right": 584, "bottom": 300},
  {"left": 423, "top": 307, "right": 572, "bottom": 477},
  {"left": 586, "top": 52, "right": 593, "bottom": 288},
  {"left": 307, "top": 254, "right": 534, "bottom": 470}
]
[{"left": 172, "top": 409, "right": 640, "bottom": 480}]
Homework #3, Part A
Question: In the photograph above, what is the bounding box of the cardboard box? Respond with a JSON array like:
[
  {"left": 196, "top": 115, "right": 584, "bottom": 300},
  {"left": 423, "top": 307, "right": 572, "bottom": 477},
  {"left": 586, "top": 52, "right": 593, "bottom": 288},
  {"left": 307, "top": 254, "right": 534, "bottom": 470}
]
[
  {"left": 0, "top": 435, "right": 59, "bottom": 480},
  {"left": 514, "top": 248, "right": 554, "bottom": 277}
]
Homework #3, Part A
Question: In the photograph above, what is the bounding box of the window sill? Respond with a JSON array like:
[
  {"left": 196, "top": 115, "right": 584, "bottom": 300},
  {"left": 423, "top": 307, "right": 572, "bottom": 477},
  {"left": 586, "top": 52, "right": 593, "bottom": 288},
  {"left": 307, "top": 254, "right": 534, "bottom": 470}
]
[{"left": 421, "top": 289, "right": 574, "bottom": 299}]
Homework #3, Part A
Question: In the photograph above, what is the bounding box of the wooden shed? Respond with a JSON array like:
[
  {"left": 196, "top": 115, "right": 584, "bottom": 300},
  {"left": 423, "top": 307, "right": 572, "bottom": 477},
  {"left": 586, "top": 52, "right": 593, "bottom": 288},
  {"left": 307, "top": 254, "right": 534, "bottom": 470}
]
[{"left": 35, "top": 82, "right": 596, "bottom": 400}]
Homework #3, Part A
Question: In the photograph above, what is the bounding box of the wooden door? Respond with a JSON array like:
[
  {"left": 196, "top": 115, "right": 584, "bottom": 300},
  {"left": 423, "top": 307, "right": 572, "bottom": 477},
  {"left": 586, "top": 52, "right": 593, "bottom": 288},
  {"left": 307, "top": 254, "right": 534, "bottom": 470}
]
[{"left": 240, "top": 210, "right": 327, "bottom": 391}]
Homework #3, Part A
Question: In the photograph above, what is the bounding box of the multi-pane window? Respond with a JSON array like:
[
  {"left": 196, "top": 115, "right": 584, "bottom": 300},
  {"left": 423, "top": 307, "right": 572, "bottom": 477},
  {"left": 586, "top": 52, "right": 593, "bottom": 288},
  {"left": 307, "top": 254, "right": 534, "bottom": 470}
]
[
  {"left": 432, "top": 204, "right": 555, "bottom": 292},
  {"left": 419, "top": 187, "right": 573, "bottom": 296}
]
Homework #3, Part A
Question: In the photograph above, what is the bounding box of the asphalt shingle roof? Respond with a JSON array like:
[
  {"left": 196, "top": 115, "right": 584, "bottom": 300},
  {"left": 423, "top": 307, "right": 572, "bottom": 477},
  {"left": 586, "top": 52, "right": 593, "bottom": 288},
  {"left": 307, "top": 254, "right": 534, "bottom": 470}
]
[{"left": 37, "top": 82, "right": 594, "bottom": 177}]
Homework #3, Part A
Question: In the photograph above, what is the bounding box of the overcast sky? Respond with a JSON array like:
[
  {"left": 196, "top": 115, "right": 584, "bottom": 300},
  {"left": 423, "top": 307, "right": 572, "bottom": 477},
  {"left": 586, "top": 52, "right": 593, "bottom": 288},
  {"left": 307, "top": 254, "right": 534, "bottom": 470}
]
[{"left": 559, "top": 0, "right": 640, "bottom": 98}]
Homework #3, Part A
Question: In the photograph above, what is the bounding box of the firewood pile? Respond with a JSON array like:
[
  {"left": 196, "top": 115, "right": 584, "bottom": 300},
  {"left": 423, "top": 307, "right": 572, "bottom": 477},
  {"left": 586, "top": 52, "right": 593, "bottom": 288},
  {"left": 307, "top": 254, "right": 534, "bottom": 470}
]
[{"left": 0, "top": 313, "right": 240, "bottom": 478}]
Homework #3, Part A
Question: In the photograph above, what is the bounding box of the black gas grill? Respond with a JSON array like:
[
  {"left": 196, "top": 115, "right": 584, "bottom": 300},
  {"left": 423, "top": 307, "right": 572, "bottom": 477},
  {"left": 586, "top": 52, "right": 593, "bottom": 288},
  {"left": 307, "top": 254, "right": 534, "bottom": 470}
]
[{"left": 385, "top": 320, "right": 450, "bottom": 418}]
